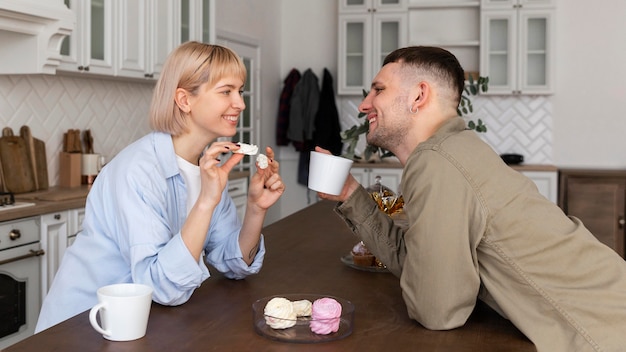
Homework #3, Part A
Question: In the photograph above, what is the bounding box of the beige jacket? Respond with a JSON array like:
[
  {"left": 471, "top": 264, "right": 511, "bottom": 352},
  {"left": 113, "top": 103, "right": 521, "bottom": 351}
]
[{"left": 335, "top": 117, "right": 626, "bottom": 352}]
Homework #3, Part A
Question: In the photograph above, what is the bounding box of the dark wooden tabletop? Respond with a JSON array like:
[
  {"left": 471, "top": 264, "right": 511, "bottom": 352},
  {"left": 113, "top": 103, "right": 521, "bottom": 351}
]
[{"left": 4, "top": 200, "right": 535, "bottom": 352}]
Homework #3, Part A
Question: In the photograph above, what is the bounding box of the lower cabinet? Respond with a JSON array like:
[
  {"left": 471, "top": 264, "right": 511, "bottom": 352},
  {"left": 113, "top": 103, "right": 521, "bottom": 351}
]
[
  {"left": 40, "top": 207, "right": 85, "bottom": 297},
  {"left": 559, "top": 169, "right": 626, "bottom": 258},
  {"left": 228, "top": 177, "right": 248, "bottom": 221},
  {"left": 351, "top": 166, "right": 403, "bottom": 194},
  {"left": 519, "top": 170, "right": 558, "bottom": 204}
]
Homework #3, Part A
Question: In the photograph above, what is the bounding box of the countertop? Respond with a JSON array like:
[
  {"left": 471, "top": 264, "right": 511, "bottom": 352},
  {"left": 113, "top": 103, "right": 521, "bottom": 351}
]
[
  {"left": 353, "top": 161, "right": 558, "bottom": 172},
  {"left": 0, "top": 171, "right": 250, "bottom": 223}
]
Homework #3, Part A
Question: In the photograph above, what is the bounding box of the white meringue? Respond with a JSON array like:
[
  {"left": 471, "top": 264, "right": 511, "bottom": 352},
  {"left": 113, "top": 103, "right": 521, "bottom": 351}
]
[
  {"left": 264, "top": 297, "right": 297, "bottom": 329},
  {"left": 234, "top": 142, "right": 258, "bottom": 155}
]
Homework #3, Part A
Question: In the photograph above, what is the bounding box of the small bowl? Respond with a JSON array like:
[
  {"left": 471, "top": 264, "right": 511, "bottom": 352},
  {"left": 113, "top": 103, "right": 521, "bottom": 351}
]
[{"left": 252, "top": 294, "right": 355, "bottom": 343}]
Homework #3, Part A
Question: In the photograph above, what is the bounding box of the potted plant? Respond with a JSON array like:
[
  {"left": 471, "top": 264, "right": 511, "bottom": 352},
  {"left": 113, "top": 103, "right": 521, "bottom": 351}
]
[{"left": 340, "top": 75, "right": 489, "bottom": 161}]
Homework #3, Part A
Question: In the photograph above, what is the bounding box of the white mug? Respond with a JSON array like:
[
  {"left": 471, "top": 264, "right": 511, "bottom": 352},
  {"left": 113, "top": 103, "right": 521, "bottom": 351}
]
[
  {"left": 308, "top": 151, "right": 354, "bottom": 195},
  {"left": 81, "top": 153, "right": 103, "bottom": 185},
  {"left": 89, "top": 283, "right": 153, "bottom": 341}
]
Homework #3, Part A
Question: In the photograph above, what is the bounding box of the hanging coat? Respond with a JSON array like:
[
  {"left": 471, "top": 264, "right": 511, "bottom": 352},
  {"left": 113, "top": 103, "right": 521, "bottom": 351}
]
[
  {"left": 276, "top": 68, "right": 301, "bottom": 146},
  {"left": 287, "top": 68, "right": 319, "bottom": 151}
]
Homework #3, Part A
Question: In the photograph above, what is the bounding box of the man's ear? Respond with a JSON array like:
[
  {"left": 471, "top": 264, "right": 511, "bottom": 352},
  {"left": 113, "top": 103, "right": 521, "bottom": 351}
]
[
  {"left": 175, "top": 88, "right": 191, "bottom": 113},
  {"left": 411, "top": 82, "right": 429, "bottom": 111}
]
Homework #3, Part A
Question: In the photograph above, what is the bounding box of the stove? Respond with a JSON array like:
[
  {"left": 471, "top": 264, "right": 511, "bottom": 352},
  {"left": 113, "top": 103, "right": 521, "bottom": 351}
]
[{"left": 0, "top": 192, "right": 35, "bottom": 212}]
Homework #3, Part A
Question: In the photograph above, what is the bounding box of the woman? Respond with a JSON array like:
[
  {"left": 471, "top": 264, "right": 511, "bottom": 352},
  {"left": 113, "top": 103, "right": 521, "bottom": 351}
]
[{"left": 36, "top": 42, "right": 285, "bottom": 332}]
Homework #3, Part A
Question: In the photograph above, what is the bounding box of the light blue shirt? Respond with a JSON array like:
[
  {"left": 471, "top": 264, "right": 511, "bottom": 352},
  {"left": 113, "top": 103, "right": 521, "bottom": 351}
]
[{"left": 35, "top": 132, "right": 264, "bottom": 332}]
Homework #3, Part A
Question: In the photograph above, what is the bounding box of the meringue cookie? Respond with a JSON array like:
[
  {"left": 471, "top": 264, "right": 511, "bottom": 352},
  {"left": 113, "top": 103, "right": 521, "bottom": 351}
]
[
  {"left": 234, "top": 142, "right": 258, "bottom": 155},
  {"left": 309, "top": 298, "right": 342, "bottom": 335},
  {"left": 292, "top": 299, "right": 312, "bottom": 317},
  {"left": 264, "top": 297, "right": 297, "bottom": 329},
  {"left": 256, "top": 153, "right": 269, "bottom": 169}
]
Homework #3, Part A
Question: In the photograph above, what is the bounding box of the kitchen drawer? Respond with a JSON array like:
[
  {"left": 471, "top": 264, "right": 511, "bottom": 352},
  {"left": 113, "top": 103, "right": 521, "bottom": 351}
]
[{"left": 227, "top": 178, "right": 248, "bottom": 198}]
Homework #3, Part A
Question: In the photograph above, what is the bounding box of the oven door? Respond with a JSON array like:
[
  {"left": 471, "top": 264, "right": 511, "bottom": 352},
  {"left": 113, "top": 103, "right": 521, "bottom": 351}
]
[{"left": 0, "top": 242, "right": 44, "bottom": 350}]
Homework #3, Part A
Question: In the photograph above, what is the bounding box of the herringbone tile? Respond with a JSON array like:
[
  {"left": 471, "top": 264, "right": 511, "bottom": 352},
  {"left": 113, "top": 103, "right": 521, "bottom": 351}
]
[{"left": 0, "top": 75, "right": 152, "bottom": 187}]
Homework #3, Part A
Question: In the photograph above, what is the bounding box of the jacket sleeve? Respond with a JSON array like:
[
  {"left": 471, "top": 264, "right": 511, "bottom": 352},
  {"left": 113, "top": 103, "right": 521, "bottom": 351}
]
[{"left": 399, "top": 150, "right": 484, "bottom": 330}]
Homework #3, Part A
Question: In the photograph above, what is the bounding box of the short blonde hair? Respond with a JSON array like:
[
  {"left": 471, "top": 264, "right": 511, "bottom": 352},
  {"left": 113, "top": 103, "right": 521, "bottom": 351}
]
[{"left": 149, "top": 41, "right": 247, "bottom": 135}]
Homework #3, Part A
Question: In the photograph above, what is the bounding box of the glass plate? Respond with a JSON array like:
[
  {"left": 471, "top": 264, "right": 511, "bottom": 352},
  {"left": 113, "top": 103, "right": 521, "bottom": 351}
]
[
  {"left": 252, "top": 294, "right": 354, "bottom": 344},
  {"left": 340, "top": 254, "right": 389, "bottom": 273}
]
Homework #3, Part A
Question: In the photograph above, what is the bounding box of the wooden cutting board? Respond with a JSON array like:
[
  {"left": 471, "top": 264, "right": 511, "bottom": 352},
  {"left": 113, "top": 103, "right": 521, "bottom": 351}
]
[
  {"left": 0, "top": 128, "right": 36, "bottom": 193},
  {"left": 20, "top": 125, "right": 48, "bottom": 191}
]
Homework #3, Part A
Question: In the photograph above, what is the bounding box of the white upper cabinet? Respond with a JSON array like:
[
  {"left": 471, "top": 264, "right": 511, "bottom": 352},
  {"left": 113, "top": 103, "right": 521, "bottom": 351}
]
[
  {"left": 58, "top": 0, "right": 214, "bottom": 80},
  {"left": 480, "top": 0, "right": 555, "bottom": 94},
  {"left": 481, "top": 0, "right": 554, "bottom": 9},
  {"left": 59, "top": 0, "right": 115, "bottom": 76},
  {"left": 338, "top": 0, "right": 407, "bottom": 95}
]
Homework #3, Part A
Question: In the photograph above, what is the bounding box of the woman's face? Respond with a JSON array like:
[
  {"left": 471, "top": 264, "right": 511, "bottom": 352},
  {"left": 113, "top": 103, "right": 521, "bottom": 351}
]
[{"left": 186, "top": 75, "right": 246, "bottom": 140}]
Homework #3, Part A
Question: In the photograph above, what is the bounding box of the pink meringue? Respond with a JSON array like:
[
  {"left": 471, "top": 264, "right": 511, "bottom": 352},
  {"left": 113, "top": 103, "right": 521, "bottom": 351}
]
[{"left": 309, "top": 298, "right": 342, "bottom": 335}]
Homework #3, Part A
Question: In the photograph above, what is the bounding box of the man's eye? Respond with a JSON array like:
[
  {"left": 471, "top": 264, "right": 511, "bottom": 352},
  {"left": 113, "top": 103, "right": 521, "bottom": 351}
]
[{"left": 374, "top": 88, "right": 384, "bottom": 94}]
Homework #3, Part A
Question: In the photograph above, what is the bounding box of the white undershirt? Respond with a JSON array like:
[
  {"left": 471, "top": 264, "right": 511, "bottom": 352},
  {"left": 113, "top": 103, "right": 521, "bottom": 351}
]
[{"left": 176, "top": 155, "right": 201, "bottom": 215}]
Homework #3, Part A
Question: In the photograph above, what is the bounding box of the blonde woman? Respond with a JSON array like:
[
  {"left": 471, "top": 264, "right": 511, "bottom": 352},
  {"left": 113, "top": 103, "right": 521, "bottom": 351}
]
[{"left": 36, "top": 42, "right": 285, "bottom": 332}]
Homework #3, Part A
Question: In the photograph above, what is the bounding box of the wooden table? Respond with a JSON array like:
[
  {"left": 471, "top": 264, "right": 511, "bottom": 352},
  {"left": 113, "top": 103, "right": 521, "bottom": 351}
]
[{"left": 4, "top": 201, "right": 535, "bottom": 352}]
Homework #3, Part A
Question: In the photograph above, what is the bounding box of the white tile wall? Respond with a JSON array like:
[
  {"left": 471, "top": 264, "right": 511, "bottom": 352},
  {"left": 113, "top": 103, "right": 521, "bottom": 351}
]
[
  {"left": 0, "top": 74, "right": 153, "bottom": 187},
  {"left": 338, "top": 95, "right": 553, "bottom": 164}
]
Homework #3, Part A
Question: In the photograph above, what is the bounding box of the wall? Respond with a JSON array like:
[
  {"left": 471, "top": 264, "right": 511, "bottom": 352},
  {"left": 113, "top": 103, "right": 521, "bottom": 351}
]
[
  {"left": 0, "top": 74, "right": 153, "bottom": 186},
  {"left": 553, "top": 0, "right": 626, "bottom": 168},
  {"left": 277, "top": 1, "right": 339, "bottom": 218}
]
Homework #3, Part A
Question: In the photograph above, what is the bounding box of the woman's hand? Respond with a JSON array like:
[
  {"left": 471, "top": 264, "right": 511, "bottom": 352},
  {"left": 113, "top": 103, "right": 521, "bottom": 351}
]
[
  {"left": 196, "top": 141, "right": 244, "bottom": 210},
  {"left": 247, "top": 146, "right": 285, "bottom": 212},
  {"left": 314, "top": 146, "right": 360, "bottom": 203}
]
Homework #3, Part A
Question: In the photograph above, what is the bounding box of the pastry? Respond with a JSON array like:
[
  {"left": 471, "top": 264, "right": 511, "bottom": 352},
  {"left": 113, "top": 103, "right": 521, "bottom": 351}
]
[
  {"left": 234, "top": 142, "right": 258, "bottom": 155},
  {"left": 309, "top": 298, "right": 342, "bottom": 335},
  {"left": 292, "top": 299, "right": 312, "bottom": 317},
  {"left": 256, "top": 154, "right": 269, "bottom": 169},
  {"left": 351, "top": 241, "right": 376, "bottom": 267},
  {"left": 264, "top": 297, "right": 297, "bottom": 329}
]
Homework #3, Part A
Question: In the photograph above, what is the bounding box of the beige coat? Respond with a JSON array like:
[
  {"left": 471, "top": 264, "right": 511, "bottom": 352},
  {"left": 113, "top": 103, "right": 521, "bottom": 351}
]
[{"left": 335, "top": 117, "right": 626, "bottom": 352}]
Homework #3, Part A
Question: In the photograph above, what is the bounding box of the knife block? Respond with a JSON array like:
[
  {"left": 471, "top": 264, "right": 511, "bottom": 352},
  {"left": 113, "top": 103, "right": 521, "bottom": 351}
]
[{"left": 59, "top": 152, "right": 82, "bottom": 188}]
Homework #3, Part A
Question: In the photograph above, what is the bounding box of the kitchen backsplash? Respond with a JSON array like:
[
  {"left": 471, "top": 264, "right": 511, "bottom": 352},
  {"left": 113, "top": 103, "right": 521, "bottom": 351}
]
[
  {"left": 0, "top": 74, "right": 553, "bottom": 188},
  {"left": 0, "top": 74, "right": 153, "bottom": 187},
  {"left": 338, "top": 95, "right": 553, "bottom": 164}
]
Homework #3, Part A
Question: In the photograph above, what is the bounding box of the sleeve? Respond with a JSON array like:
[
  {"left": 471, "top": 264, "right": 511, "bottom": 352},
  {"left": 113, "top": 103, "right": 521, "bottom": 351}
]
[
  {"left": 334, "top": 186, "right": 407, "bottom": 277},
  {"left": 203, "top": 188, "right": 265, "bottom": 279},
  {"left": 399, "top": 151, "right": 484, "bottom": 330}
]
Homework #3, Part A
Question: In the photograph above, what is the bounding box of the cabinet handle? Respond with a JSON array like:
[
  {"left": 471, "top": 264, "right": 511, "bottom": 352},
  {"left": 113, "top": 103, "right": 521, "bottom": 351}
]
[
  {"left": 619, "top": 216, "right": 625, "bottom": 229},
  {"left": 0, "top": 249, "right": 45, "bottom": 265},
  {"left": 84, "top": 66, "right": 90, "bottom": 72},
  {"left": 9, "top": 229, "right": 21, "bottom": 240},
  {"left": 54, "top": 214, "right": 61, "bottom": 220},
  {"left": 228, "top": 187, "right": 240, "bottom": 192}
]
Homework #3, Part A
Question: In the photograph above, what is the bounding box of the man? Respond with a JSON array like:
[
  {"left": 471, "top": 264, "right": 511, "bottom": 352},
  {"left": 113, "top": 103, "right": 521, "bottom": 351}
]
[{"left": 317, "top": 46, "right": 626, "bottom": 352}]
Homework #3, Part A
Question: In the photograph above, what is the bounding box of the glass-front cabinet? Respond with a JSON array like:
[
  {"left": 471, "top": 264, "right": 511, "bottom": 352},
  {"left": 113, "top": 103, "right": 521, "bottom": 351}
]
[
  {"left": 480, "top": 0, "right": 554, "bottom": 94},
  {"left": 59, "top": 0, "right": 214, "bottom": 80},
  {"left": 338, "top": 0, "right": 407, "bottom": 95},
  {"left": 59, "top": 0, "right": 114, "bottom": 76}
]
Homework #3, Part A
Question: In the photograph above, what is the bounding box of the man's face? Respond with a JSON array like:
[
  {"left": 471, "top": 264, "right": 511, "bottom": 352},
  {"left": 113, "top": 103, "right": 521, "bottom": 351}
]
[{"left": 358, "top": 63, "right": 412, "bottom": 152}]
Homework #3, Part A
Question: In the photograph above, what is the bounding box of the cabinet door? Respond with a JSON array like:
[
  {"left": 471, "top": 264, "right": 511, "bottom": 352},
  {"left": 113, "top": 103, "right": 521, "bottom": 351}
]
[
  {"left": 40, "top": 212, "right": 69, "bottom": 296},
  {"left": 228, "top": 178, "right": 248, "bottom": 220},
  {"left": 480, "top": 10, "right": 517, "bottom": 94},
  {"left": 518, "top": 9, "right": 553, "bottom": 94},
  {"left": 117, "top": 0, "right": 148, "bottom": 79},
  {"left": 565, "top": 178, "right": 625, "bottom": 258},
  {"left": 520, "top": 171, "right": 557, "bottom": 203},
  {"left": 59, "top": 0, "right": 114, "bottom": 75},
  {"left": 350, "top": 168, "right": 369, "bottom": 186},
  {"left": 369, "top": 168, "right": 402, "bottom": 194},
  {"left": 372, "top": 12, "right": 407, "bottom": 76},
  {"left": 338, "top": 13, "right": 372, "bottom": 95},
  {"left": 68, "top": 207, "right": 86, "bottom": 247}
]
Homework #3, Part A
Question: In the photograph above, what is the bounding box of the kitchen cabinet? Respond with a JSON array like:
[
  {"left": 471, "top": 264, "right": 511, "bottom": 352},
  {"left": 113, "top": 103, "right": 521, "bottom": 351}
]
[
  {"left": 40, "top": 207, "right": 85, "bottom": 296},
  {"left": 558, "top": 169, "right": 626, "bottom": 259},
  {"left": 59, "top": 0, "right": 214, "bottom": 80},
  {"left": 480, "top": 0, "right": 555, "bottom": 94},
  {"left": 337, "top": 0, "right": 408, "bottom": 95},
  {"left": 351, "top": 166, "right": 403, "bottom": 194},
  {"left": 39, "top": 211, "right": 69, "bottom": 297},
  {"left": 519, "top": 170, "right": 557, "bottom": 203},
  {"left": 67, "top": 207, "right": 85, "bottom": 247},
  {"left": 228, "top": 178, "right": 248, "bottom": 221},
  {"left": 407, "top": 1, "right": 481, "bottom": 74},
  {"left": 59, "top": 0, "right": 115, "bottom": 76}
]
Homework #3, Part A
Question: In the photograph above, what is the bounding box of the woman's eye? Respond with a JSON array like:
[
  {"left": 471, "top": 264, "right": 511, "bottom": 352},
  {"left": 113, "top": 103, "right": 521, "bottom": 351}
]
[{"left": 238, "top": 90, "right": 244, "bottom": 96}]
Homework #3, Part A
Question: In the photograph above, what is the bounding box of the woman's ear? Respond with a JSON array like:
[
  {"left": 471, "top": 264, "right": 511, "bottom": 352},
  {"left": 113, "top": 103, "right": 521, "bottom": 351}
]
[{"left": 174, "top": 88, "right": 191, "bottom": 113}]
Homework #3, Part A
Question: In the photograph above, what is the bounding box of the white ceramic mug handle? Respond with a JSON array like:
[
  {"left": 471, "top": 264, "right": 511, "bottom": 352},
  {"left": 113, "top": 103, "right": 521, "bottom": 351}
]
[{"left": 89, "top": 302, "right": 110, "bottom": 336}]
